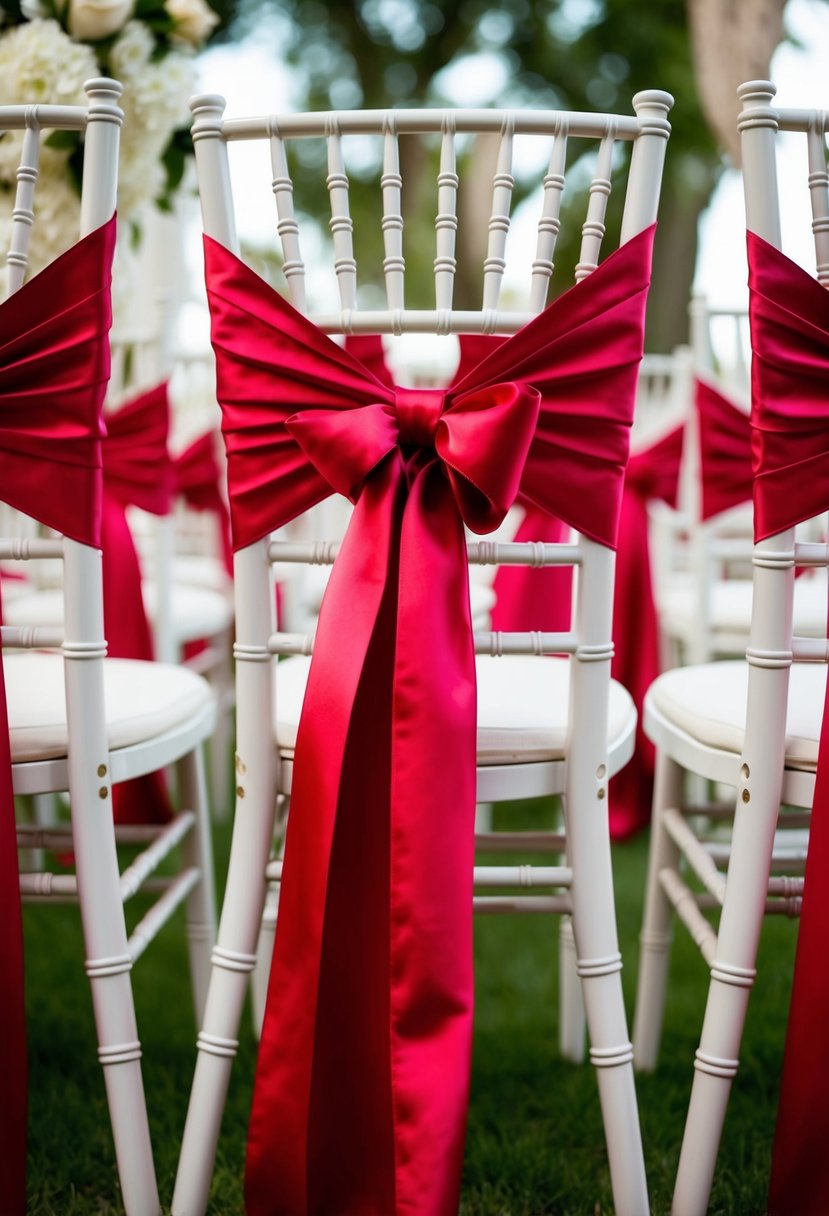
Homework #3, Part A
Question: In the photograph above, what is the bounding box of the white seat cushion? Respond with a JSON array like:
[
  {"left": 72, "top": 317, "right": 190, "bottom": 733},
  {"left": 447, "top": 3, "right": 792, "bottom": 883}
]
[
  {"left": 646, "top": 660, "right": 825, "bottom": 771},
  {"left": 274, "top": 654, "right": 635, "bottom": 766},
  {"left": 4, "top": 652, "right": 214, "bottom": 762},
  {"left": 171, "top": 554, "right": 231, "bottom": 594},
  {"left": 141, "top": 582, "right": 233, "bottom": 643},
  {"left": 5, "top": 583, "right": 232, "bottom": 648},
  {"left": 660, "top": 570, "right": 828, "bottom": 640}
]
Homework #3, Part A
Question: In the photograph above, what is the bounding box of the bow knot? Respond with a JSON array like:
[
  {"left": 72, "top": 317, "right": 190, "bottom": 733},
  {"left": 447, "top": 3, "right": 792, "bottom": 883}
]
[{"left": 394, "top": 386, "right": 445, "bottom": 447}]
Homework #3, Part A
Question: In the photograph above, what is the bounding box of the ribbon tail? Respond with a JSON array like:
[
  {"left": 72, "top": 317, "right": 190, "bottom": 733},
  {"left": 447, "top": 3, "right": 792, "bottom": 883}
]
[
  {"left": 0, "top": 577, "right": 27, "bottom": 1215},
  {"left": 768, "top": 674, "right": 829, "bottom": 1214},
  {"left": 245, "top": 459, "right": 406, "bottom": 1216},
  {"left": 608, "top": 485, "right": 658, "bottom": 839},
  {"left": 388, "top": 461, "right": 476, "bottom": 1215}
]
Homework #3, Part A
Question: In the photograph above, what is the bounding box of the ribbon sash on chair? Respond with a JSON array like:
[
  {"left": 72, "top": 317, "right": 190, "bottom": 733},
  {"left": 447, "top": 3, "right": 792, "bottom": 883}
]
[
  {"left": 102, "top": 382, "right": 174, "bottom": 825},
  {"left": 747, "top": 230, "right": 829, "bottom": 1216},
  {"left": 695, "top": 377, "right": 753, "bottom": 521},
  {"left": 0, "top": 216, "right": 115, "bottom": 1214},
  {"left": 173, "top": 429, "right": 233, "bottom": 575},
  {"left": 203, "top": 223, "right": 655, "bottom": 1216}
]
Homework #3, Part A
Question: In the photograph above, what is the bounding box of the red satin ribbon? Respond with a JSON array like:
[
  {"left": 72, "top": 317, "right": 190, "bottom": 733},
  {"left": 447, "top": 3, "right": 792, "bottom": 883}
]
[
  {"left": 203, "top": 224, "right": 655, "bottom": 1215},
  {"left": 173, "top": 430, "right": 233, "bottom": 575},
  {"left": 695, "top": 377, "right": 752, "bottom": 521},
  {"left": 609, "top": 424, "right": 683, "bottom": 836},
  {"left": 102, "top": 383, "right": 174, "bottom": 825},
  {"left": 746, "top": 231, "right": 829, "bottom": 1216},
  {"left": 0, "top": 216, "right": 115, "bottom": 1215}
]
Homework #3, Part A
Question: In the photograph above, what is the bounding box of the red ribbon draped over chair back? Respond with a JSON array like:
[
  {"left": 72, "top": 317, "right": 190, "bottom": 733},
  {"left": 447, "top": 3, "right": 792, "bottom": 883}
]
[
  {"left": 204, "top": 224, "right": 655, "bottom": 1216},
  {"left": 695, "top": 377, "right": 753, "bottom": 521},
  {"left": 102, "top": 382, "right": 174, "bottom": 825},
  {"left": 747, "top": 230, "right": 829, "bottom": 1216},
  {"left": 0, "top": 216, "right": 115, "bottom": 1215},
  {"left": 173, "top": 429, "right": 233, "bottom": 575}
]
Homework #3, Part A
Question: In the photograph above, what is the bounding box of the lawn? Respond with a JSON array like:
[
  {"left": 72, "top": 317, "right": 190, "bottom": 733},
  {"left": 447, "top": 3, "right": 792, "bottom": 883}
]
[{"left": 21, "top": 802, "right": 796, "bottom": 1214}]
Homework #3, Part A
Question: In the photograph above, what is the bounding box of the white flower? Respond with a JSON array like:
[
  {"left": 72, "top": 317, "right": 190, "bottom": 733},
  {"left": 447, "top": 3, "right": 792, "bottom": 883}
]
[
  {"left": 165, "top": 0, "right": 218, "bottom": 46},
  {"left": 109, "top": 19, "right": 154, "bottom": 79},
  {"left": 0, "top": 164, "right": 83, "bottom": 290},
  {"left": 0, "top": 19, "right": 97, "bottom": 104},
  {"left": 20, "top": 0, "right": 52, "bottom": 18},
  {"left": 67, "top": 0, "right": 133, "bottom": 42}
]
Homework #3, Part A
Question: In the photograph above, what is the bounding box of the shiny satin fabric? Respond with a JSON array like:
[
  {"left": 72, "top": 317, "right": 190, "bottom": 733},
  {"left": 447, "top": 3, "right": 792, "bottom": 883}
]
[
  {"left": 173, "top": 429, "right": 233, "bottom": 575},
  {"left": 490, "top": 412, "right": 684, "bottom": 838},
  {"left": 102, "top": 383, "right": 174, "bottom": 825},
  {"left": 747, "top": 231, "right": 829, "bottom": 1216},
  {"left": 203, "top": 223, "right": 655, "bottom": 1216},
  {"left": 695, "top": 377, "right": 752, "bottom": 521},
  {"left": 0, "top": 215, "right": 115, "bottom": 1215}
]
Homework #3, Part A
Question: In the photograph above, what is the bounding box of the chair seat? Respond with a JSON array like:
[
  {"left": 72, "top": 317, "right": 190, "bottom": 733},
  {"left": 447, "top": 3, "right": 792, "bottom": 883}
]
[
  {"left": 297, "top": 565, "right": 497, "bottom": 628},
  {"left": 171, "top": 554, "right": 232, "bottom": 594},
  {"left": 273, "top": 653, "right": 636, "bottom": 765},
  {"left": 141, "top": 582, "right": 233, "bottom": 643},
  {"left": 4, "top": 652, "right": 214, "bottom": 763},
  {"left": 659, "top": 570, "right": 827, "bottom": 640},
  {"left": 5, "top": 583, "right": 232, "bottom": 647},
  {"left": 645, "top": 660, "right": 825, "bottom": 771}
]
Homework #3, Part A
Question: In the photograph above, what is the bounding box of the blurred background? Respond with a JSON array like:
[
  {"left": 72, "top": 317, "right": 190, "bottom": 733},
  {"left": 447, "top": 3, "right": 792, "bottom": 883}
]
[{"left": 190, "top": 0, "right": 829, "bottom": 352}]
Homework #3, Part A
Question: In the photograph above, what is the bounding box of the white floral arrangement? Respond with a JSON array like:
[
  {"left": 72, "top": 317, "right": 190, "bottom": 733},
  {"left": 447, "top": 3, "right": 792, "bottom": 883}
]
[{"left": 0, "top": 0, "right": 225, "bottom": 275}]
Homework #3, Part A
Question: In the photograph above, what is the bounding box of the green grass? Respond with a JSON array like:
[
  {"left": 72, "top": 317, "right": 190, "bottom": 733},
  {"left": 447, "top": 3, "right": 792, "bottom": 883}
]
[{"left": 21, "top": 803, "right": 796, "bottom": 1214}]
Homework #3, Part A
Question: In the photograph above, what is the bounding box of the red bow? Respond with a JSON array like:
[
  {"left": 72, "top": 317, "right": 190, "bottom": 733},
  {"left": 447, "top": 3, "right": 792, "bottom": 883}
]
[
  {"left": 203, "top": 223, "right": 655, "bottom": 1215},
  {"left": 748, "top": 232, "right": 829, "bottom": 1216},
  {"left": 0, "top": 216, "right": 115, "bottom": 1215},
  {"left": 173, "top": 429, "right": 233, "bottom": 576},
  {"left": 696, "top": 377, "right": 752, "bottom": 521}
]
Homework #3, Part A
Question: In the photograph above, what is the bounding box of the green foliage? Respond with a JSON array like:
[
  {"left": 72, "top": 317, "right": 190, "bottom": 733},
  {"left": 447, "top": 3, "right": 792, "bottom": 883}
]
[
  {"left": 223, "top": 0, "right": 725, "bottom": 342},
  {"left": 22, "top": 814, "right": 794, "bottom": 1214}
]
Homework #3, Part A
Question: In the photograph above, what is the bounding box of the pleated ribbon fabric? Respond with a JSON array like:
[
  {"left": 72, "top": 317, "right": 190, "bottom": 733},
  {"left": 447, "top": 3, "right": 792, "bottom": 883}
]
[
  {"left": 203, "top": 223, "right": 655, "bottom": 1216},
  {"left": 746, "top": 231, "right": 829, "bottom": 1216},
  {"left": 695, "top": 377, "right": 753, "bottom": 521},
  {"left": 102, "top": 382, "right": 174, "bottom": 824},
  {"left": 173, "top": 429, "right": 233, "bottom": 575},
  {"left": 0, "top": 216, "right": 115, "bottom": 1215},
  {"left": 490, "top": 405, "right": 684, "bottom": 838}
]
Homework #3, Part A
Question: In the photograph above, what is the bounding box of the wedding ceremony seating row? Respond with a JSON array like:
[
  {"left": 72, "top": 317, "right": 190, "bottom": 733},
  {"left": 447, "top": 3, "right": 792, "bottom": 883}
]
[
  {"left": 6, "top": 64, "right": 829, "bottom": 1216},
  {"left": 0, "top": 80, "right": 217, "bottom": 1216}
]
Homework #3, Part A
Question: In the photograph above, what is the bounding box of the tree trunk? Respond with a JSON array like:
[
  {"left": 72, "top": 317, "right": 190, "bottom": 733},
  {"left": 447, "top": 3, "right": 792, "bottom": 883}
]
[
  {"left": 645, "top": 160, "right": 720, "bottom": 351},
  {"left": 685, "top": 0, "right": 787, "bottom": 164}
]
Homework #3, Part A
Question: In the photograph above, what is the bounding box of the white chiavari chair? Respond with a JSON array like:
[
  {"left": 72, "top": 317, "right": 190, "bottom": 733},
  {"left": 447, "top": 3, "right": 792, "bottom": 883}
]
[
  {"left": 632, "top": 79, "right": 829, "bottom": 1216},
  {"left": 0, "top": 79, "right": 217, "bottom": 1214},
  {"left": 173, "top": 88, "right": 673, "bottom": 1215}
]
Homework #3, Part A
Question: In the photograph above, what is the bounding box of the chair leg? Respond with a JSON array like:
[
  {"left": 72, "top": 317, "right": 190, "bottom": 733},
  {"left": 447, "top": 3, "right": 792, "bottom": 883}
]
[
  {"left": 250, "top": 880, "right": 279, "bottom": 1038},
  {"left": 565, "top": 796, "right": 649, "bottom": 1215},
  {"left": 633, "top": 749, "right": 682, "bottom": 1070},
  {"left": 72, "top": 796, "right": 160, "bottom": 1215},
  {"left": 672, "top": 745, "right": 783, "bottom": 1216},
  {"left": 208, "top": 631, "right": 234, "bottom": 822},
  {"left": 558, "top": 916, "right": 586, "bottom": 1063},
  {"left": 178, "top": 746, "right": 217, "bottom": 1025},
  {"left": 173, "top": 768, "right": 276, "bottom": 1215}
]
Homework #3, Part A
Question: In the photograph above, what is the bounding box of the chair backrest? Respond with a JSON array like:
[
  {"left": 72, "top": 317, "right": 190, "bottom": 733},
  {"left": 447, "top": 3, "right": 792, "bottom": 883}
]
[
  {"left": 737, "top": 79, "right": 829, "bottom": 810},
  {"left": 191, "top": 94, "right": 671, "bottom": 330},
  {"left": 189, "top": 88, "right": 672, "bottom": 773},
  {"left": 0, "top": 77, "right": 121, "bottom": 810}
]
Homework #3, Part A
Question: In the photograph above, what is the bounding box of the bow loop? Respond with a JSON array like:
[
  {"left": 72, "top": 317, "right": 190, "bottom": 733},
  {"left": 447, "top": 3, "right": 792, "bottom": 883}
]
[
  {"left": 394, "top": 386, "right": 445, "bottom": 447},
  {"left": 438, "top": 381, "right": 541, "bottom": 533},
  {"left": 287, "top": 402, "right": 398, "bottom": 501}
]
